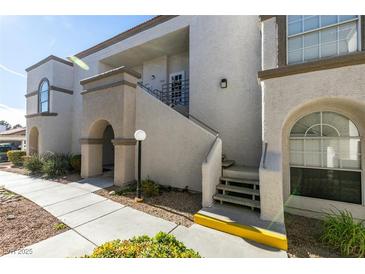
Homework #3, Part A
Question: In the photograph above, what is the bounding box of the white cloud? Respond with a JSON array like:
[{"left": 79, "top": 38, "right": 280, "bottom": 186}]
[
  {"left": 0, "top": 103, "right": 25, "bottom": 126},
  {"left": 0, "top": 64, "right": 26, "bottom": 78}
]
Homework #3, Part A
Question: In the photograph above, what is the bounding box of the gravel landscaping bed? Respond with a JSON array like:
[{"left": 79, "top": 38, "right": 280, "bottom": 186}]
[
  {"left": 0, "top": 162, "right": 29, "bottom": 175},
  {"left": 0, "top": 162, "right": 82, "bottom": 184},
  {"left": 96, "top": 186, "right": 202, "bottom": 227},
  {"left": 285, "top": 213, "right": 341, "bottom": 258},
  {"left": 0, "top": 187, "right": 69, "bottom": 256}
]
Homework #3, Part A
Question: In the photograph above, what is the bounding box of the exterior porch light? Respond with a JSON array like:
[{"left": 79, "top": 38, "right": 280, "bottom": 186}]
[
  {"left": 220, "top": 78, "right": 228, "bottom": 88},
  {"left": 134, "top": 129, "right": 146, "bottom": 202}
]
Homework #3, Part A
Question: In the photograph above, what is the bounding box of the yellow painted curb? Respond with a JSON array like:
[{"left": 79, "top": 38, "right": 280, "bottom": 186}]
[{"left": 194, "top": 213, "right": 288, "bottom": 251}]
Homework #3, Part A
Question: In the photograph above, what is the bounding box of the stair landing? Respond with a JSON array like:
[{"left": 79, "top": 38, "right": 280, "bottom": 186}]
[
  {"left": 223, "top": 165, "right": 259, "bottom": 181},
  {"left": 194, "top": 203, "right": 287, "bottom": 251}
]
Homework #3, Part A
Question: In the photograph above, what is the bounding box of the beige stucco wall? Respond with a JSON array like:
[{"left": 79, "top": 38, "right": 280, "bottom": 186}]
[
  {"left": 26, "top": 110, "right": 72, "bottom": 155},
  {"left": 26, "top": 60, "right": 74, "bottom": 155},
  {"left": 261, "top": 64, "right": 365, "bottom": 221},
  {"left": 261, "top": 17, "right": 278, "bottom": 70},
  {"left": 141, "top": 52, "right": 189, "bottom": 91},
  {"left": 168, "top": 51, "right": 189, "bottom": 79},
  {"left": 136, "top": 87, "right": 216, "bottom": 191},
  {"left": 69, "top": 16, "right": 194, "bottom": 154},
  {"left": 189, "top": 16, "right": 262, "bottom": 166},
  {"left": 26, "top": 62, "right": 53, "bottom": 94},
  {"left": 202, "top": 137, "right": 222, "bottom": 207},
  {"left": 27, "top": 16, "right": 262, "bottom": 192},
  {"left": 142, "top": 56, "right": 168, "bottom": 90},
  {"left": 80, "top": 71, "right": 139, "bottom": 185},
  {"left": 68, "top": 16, "right": 261, "bottom": 168}
]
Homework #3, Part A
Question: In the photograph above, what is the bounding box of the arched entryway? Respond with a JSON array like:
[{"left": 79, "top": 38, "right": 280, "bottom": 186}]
[
  {"left": 83, "top": 119, "right": 115, "bottom": 178},
  {"left": 29, "top": 127, "right": 39, "bottom": 155},
  {"left": 289, "top": 111, "right": 362, "bottom": 204},
  {"left": 102, "top": 125, "right": 115, "bottom": 176}
]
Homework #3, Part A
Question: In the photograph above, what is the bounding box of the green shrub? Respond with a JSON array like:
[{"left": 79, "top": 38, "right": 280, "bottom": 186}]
[
  {"left": 53, "top": 222, "right": 67, "bottom": 230},
  {"left": 6, "top": 150, "right": 26, "bottom": 166},
  {"left": 21, "top": 155, "right": 31, "bottom": 162},
  {"left": 42, "top": 153, "right": 72, "bottom": 178},
  {"left": 113, "top": 179, "right": 160, "bottom": 197},
  {"left": 321, "top": 209, "right": 365, "bottom": 257},
  {"left": 70, "top": 154, "right": 81, "bottom": 171},
  {"left": 82, "top": 232, "right": 201, "bottom": 258},
  {"left": 115, "top": 184, "right": 136, "bottom": 195},
  {"left": 142, "top": 178, "right": 160, "bottom": 197},
  {"left": 23, "top": 154, "right": 43, "bottom": 174}
]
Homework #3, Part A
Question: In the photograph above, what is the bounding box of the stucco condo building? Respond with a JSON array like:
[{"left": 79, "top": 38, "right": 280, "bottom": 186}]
[{"left": 25, "top": 16, "right": 365, "bottom": 250}]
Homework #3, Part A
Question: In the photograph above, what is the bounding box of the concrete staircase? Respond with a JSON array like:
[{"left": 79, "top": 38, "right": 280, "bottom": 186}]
[
  {"left": 194, "top": 156, "right": 288, "bottom": 251},
  {"left": 214, "top": 157, "right": 260, "bottom": 211}
]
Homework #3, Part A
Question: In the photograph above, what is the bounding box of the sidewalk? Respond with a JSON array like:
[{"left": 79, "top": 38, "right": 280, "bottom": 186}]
[{"left": 0, "top": 171, "right": 287, "bottom": 258}]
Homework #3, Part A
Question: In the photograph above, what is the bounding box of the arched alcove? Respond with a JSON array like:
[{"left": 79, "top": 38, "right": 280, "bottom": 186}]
[
  {"left": 281, "top": 97, "right": 365, "bottom": 218},
  {"left": 29, "top": 127, "right": 39, "bottom": 155}
]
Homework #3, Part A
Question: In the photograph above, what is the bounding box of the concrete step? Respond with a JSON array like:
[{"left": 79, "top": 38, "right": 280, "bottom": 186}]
[
  {"left": 216, "top": 184, "right": 259, "bottom": 196},
  {"left": 222, "top": 160, "right": 235, "bottom": 168},
  {"left": 194, "top": 203, "right": 288, "bottom": 251},
  {"left": 220, "top": 176, "right": 259, "bottom": 186},
  {"left": 213, "top": 193, "right": 260, "bottom": 209},
  {"left": 223, "top": 165, "right": 259, "bottom": 181}
]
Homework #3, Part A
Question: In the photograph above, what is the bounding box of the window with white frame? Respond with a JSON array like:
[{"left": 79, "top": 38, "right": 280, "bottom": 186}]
[
  {"left": 287, "top": 16, "right": 360, "bottom": 64},
  {"left": 38, "top": 79, "right": 49, "bottom": 113},
  {"left": 289, "top": 112, "right": 362, "bottom": 204}
]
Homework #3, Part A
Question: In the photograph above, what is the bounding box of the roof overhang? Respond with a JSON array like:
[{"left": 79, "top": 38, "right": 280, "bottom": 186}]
[{"left": 101, "top": 27, "right": 189, "bottom": 68}]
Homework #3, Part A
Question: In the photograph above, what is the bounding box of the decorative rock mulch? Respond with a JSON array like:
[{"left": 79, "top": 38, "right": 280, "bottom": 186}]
[
  {"left": 0, "top": 187, "right": 21, "bottom": 204},
  {"left": 0, "top": 187, "right": 69, "bottom": 256},
  {"left": 96, "top": 186, "right": 202, "bottom": 227},
  {"left": 285, "top": 213, "right": 341, "bottom": 258}
]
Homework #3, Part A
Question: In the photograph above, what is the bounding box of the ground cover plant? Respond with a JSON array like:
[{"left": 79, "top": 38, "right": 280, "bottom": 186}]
[
  {"left": 83, "top": 232, "right": 201, "bottom": 258},
  {"left": 23, "top": 154, "right": 43, "bottom": 174},
  {"left": 22, "top": 152, "right": 78, "bottom": 178},
  {"left": 321, "top": 209, "right": 365, "bottom": 257}
]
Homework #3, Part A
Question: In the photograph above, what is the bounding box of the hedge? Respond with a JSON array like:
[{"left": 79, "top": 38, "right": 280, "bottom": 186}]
[{"left": 7, "top": 150, "right": 26, "bottom": 166}]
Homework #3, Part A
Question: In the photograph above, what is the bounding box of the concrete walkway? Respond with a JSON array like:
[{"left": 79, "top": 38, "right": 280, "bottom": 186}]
[{"left": 0, "top": 171, "right": 287, "bottom": 258}]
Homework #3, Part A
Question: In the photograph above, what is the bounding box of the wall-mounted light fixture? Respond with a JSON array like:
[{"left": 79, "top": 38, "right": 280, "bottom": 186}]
[{"left": 220, "top": 78, "right": 228, "bottom": 89}]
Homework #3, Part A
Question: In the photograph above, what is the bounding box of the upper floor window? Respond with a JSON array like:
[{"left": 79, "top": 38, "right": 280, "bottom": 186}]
[
  {"left": 287, "top": 16, "right": 360, "bottom": 64},
  {"left": 38, "top": 79, "right": 49, "bottom": 113}
]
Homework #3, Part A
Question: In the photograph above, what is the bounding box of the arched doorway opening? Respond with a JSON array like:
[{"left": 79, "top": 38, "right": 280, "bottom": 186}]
[
  {"left": 102, "top": 125, "right": 115, "bottom": 177},
  {"left": 29, "top": 127, "right": 39, "bottom": 155},
  {"left": 86, "top": 119, "right": 115, "bottom": 178},
  {"left": 289, "top": 111, "right": 362, "bottom": 204}
]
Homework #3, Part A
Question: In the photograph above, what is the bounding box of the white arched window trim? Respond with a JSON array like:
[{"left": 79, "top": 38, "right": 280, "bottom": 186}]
[
  {"left": 290, "top": 111, "right": 361, "bottom": 172},
  {"left": 304, "top": 123, "right": 341, "bottom": 137},
  {"left": 38, "top": 78, "right": 50, "bottom": 113},
  {"left": 289, "top": 111, "right": 362, "bottom": 205}
]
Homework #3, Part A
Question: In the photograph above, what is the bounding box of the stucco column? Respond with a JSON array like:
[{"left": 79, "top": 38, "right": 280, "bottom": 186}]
[
  {"left": 259, "top": 165, "right": 285, "bottom": 223},
  {"left": 113, "top": 138, "right": 136, "bottom": 186},
  {"left": 80, "top": 139, "right": 103, "bottom": 178}
]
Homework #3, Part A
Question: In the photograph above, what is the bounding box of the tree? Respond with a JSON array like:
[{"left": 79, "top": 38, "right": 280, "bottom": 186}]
[
  {"left": 12, "top": 124, "right": 23, "bottom": 129},
  {"left": 0, "top": 120, "right": 11, "bottom": 130}
]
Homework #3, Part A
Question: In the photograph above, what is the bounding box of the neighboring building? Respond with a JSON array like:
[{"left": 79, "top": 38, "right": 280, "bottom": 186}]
[
  {"left": 25, "top": 15, "right": 365, "bottom": 250},
  {"left": 0, "top": 127, "right": 26, "bottom": 150}
]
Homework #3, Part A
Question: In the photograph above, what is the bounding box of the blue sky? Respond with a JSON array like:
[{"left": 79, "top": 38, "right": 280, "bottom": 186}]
[{"left": 0, "top": 15, "right": 154, "bottom": 126}]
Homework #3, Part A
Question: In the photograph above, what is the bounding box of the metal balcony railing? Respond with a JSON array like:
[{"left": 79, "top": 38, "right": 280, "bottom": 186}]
[
  {"left": 161, "top": 79, "right": 189, "bottom": 108},
  {"left": 138, "top": 79, "right": 189, "bottom": 109}
]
